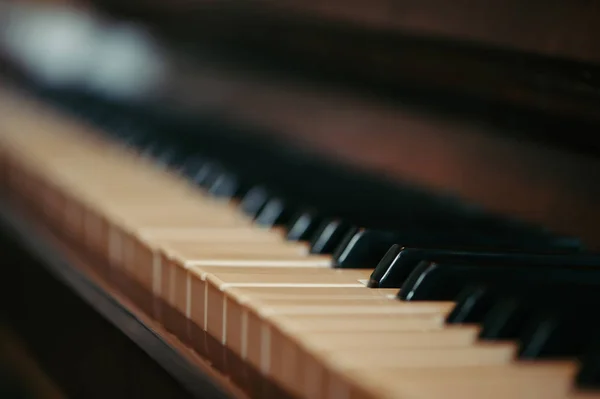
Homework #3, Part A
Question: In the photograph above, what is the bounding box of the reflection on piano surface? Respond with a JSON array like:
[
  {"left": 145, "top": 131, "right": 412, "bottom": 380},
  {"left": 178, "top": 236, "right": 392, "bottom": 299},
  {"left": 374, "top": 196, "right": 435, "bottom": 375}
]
[{"left": 2, "top": 0, "right": 600, "bottom": 398}]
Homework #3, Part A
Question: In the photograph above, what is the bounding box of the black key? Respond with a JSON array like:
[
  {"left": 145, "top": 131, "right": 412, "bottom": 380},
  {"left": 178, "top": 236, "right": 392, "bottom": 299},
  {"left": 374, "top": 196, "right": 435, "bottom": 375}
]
[
  {"left": 478, "top": 296, "right": 530, "bottom": 340},
  {"left": 334, "top": 225, "right": 581, "bottom": 269},
  {"left": 108, "top": 117, "right": 157, "bottom": 149},
  {"left": 398, "top": 261, "right": 600, "bottom": 302},
  {"left": 178, "top": 157, "right": 207, "bottom": 179},
  {"left": 576, "top": 337, "right": 600, "bottom": 389},
  {"left": 478, "top": 282, "right": 600, "bottom": 341},
  {"left": 140, "top": 142, "right": 164, "bottom": 158},
  {"left": 334, "top": 229, "right": 403, "bottom": 269},
  {"left": 286, "top": 210, "right": 324, "bottom": 241},
  {"left": 310, "top": 219, "right": 354, "bottom": 255},
  {"left": 255, "top": 198, "right": 294, "bottom": 227},
  {"left": 518, "top": 311, "right": 564, "bottom": 358},
  {"left": 208, "top": 172, "right": 249, "bottom": 199},
  {"left": 371, "top": 247, "right": 600, "bottom": 289},
  {"left": 368, "top": 245, "right": 403, "bottom": 288},
  {"left": 154, "top": 147, "right": 182, "bottom": 168},
  {"left": 518, "top": 305, "right": 599, "bottom": 359},
  {"left": 446, "top": 285, "right": 496, "bottom": 324},
  {"left": 239, "top": 186, "right": 270, "bottom": 218},
  {"left": 193, "top": 162, "right": 222, "bottom": 188}
]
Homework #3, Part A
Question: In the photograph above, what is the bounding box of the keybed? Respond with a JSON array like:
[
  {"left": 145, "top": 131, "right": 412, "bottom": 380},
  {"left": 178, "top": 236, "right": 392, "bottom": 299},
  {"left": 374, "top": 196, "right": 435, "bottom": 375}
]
[{"left": 1, "top": 86, "right": 599, "bottom": 399}]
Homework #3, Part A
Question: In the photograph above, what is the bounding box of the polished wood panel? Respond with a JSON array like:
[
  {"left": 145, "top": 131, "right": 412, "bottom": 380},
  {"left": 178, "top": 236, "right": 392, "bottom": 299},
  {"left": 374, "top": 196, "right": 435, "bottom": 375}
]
[
  {"left": 99, "top": 1, "right": 600, "bottom": 124},
  {"left": 0, "top": 202, "right": 243, "bottom": 399},
  {"left": 0, "top": 326, "right": 65, "bottom": 399},
  {"left": 90, "top": 0, "right": 600, "bottom": 65}
]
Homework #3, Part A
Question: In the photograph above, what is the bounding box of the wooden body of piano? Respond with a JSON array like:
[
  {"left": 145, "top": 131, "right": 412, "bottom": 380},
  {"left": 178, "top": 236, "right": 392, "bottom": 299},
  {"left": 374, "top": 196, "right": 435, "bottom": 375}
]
[{"left": 2, "top": 0, "right": 600, "bottom": 398}]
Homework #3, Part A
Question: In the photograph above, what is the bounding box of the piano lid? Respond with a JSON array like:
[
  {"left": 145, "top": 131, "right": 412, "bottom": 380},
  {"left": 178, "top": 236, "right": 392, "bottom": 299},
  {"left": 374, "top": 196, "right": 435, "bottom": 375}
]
[
  {"left": 77, "top": 0, "right": 600, "bottom": 129},
  {"left": 89, "top": 0, "right": 600, "bottom": 63}
]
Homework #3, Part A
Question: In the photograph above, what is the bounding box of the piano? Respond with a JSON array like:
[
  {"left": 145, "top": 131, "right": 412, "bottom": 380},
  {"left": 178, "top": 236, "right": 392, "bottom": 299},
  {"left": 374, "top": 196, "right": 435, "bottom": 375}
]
[{"left": 1, "top": 0, "right": 600, "bottom": 397}]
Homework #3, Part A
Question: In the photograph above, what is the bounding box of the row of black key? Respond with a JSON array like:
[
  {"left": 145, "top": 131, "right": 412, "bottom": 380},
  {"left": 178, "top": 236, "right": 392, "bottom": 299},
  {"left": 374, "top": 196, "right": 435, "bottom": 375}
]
[
  {"left": 39, "top": 89, "right": 583, "bottom": 265},
  {"left": 374, "top": 245, "right": 600, "bottom": 389}
]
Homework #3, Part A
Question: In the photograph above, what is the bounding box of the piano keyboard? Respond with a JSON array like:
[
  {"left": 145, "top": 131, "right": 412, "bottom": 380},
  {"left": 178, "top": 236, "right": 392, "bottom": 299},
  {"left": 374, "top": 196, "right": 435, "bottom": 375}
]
[{"left": 2, "top": 84, "right": 600, "bottom": 399}]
